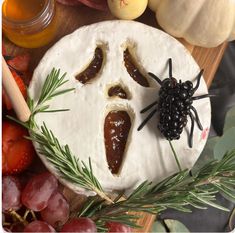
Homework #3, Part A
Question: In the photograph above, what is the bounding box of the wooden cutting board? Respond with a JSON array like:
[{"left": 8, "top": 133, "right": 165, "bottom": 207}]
[{"left": 3, "top": 3, "right": 227, "bottom": 232}]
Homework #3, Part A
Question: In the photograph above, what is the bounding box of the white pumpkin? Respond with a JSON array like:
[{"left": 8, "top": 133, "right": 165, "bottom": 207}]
[
  {"left": 148, "top": 0, "right": 235, "bottom": 47},
  {"left": 29, "top": 21, "right": 211, "bottom": 196},
  {"left": 148, "top": 0, "right": 161, "bottom": 12}
]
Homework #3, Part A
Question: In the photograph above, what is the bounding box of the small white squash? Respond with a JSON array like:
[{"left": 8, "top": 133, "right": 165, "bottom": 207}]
[
  {"left": 148, "top": 0, "right": 161, "bottom": 12},
  {"left": 148, "top": 0, "right": 235, "bottom": 47},
  {"left": 108, "top": 0, "right": 148, "bottom": 20}
]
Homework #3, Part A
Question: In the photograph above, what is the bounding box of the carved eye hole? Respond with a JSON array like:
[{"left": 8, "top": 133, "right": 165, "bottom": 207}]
[
  {"left": 75, "top": 47, "right": 104, "bottom": 84},
  {"left": 124, "top": 48, "right": 150, "bottom": 87}
]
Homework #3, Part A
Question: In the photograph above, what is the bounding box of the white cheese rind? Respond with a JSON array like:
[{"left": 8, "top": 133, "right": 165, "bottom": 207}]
[{"left": 29, "top": 20, "right": 211, "bottom": 195}]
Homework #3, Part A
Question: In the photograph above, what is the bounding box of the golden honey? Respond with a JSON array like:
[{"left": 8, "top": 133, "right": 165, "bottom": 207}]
[{"left": 2, "top": 0, "right": 58, "bottom": 48}]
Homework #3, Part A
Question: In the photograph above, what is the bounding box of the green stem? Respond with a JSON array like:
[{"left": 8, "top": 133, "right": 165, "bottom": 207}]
[
  {"left": 30, "top": 210, "right": 37, "bottom": 221},
  {"left": 229, "top": 208, "right": 235, "bottom": 231},
  {"left": 10, "top": 210, "right": 28, "bottom": 226},
  {"left": 168, "top": 140, "right": 182, "bottom": 172},
  {"left": 23, "top": 209, "right": 30, "bottom": 219},
  {"left": 3, "top": 222, "right": 11, "bottom": 226},
  {"left": 93, "top": 187, "right": 114, "bottom": 204}
]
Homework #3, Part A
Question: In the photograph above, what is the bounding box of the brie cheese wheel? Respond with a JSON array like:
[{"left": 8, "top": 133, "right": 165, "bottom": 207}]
[{"left": 29, "top": 21, "right": 211, "bottom": 196}]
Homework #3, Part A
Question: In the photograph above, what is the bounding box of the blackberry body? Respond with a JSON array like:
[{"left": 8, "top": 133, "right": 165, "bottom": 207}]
[{"left": 158, "top": 78, "right": 193, "bottom": 140}]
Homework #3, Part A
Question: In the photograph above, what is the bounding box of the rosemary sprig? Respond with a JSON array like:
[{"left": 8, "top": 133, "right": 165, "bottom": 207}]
[
  {"left": 79, "top": 150, "right": 235, "bottom": 230},
  {"left": 8, "top": 67, "right": 235, "bottom": 231},
  {"left": 169, "top": 140, "right": 182, "bottom": 171},
  {"left": 9, "top": 68, "right": 112, "bottom": 203},
  {"left": 28, "top": 68, "right": 74, "bottom": 120},
  {"left": 28, "top": 122, "right": 112, "bottom": 203}
]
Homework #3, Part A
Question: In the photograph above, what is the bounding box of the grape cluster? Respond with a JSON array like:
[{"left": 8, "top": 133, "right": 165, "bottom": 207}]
[
  {"left": 158, "top": 78, "right": 194, "bottom": 140},
  {"left": 3, "top": 176, "right": 22, "bottom": 212},
  {"left": 2, "top": 172, "right": 131, "bottom": 233}
]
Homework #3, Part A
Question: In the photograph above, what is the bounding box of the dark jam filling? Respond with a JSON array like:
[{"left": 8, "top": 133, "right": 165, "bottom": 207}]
[
  {"left": 76, "top": 47, "right": 103, "bottom": 84},
  {"left": 124, "top": 49, "right": 149, "bottom": 87},
  {"left": 104, "top": 111, "right": 131, "bottom": 174},
  {"left": 108, "top": 85, "right": 128, "bottom": 99}
]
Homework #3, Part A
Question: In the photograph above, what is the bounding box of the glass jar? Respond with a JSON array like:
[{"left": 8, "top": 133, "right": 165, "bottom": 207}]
[{"left": 2, "top": 0, "right": 58, "bottom": 48}]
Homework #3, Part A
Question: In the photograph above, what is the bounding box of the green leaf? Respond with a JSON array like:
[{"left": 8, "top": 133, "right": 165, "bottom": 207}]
[
  {"left": 151, "top": 221, "right": 166, "bottom": 233},
  {"left": 214, "top": 127, "right": 235, "bottom": 160},
  {"left": 189, "top": 191, "right": 230, "bottom": 212},
  {"left": 192, "top": 137, "right": 218, "bottom": 174},
  {"left": 212, "top": 183, "right": 235, "bottom": 204},
  {"left": 229, "top": 208, "right": 235, "bottom": 231},
  {"left": 164, "top": 219, "right": 190, "bottom": 232},
  {"left": 194, "top": 106, "right": 235, "bottom": 173},
  {"left": 224, "top": 106, "right": 235, "bottom": 132},
  {"left": 220, "top": 193, "right": 235, "bottom": 204}
]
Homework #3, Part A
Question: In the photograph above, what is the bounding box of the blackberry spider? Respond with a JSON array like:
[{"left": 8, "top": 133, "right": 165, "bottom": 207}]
[{"left": 138, "top": 58, "right": 213, "bottom": 148}]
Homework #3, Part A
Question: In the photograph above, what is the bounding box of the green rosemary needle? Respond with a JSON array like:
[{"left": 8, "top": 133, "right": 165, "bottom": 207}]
[
  {"left": 79, "top": 149, "right": 235, "bottom": 231},
  {"left": 8, "top": 68, "right": 112, "bottom": 203}
]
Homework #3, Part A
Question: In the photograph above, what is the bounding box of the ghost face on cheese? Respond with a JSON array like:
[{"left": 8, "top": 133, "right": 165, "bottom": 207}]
[{"left": 29, "top": 21, "right": 211, "bottom": 195}]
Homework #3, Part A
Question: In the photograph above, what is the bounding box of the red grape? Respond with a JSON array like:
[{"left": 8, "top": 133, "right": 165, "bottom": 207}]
[
  {"left": 106, "top": 222, "right": 132, "bottom": 232},
  {"left": 56, "top": 0, "right": 81, "bottom": 5},
  {"left": 78, "top": 0, "right": 108, "bottom": 11},
  {"left": 21, "top": 172, "right": 58, "bottom": 211},
  {"left": 60, "top": 218, "right": 97, "bottom": 232},
  {"left": 41, "top": 191, "right": 69, "bottom": 228},
  {"left": 11, "top": 223, "right": 24, "bottom": 232},
  {"left": 3, "top": 228, "right": 12, "bottom": 232},
  {"left": 24, "top": 220, "right": 56, "bottom": 232},
  {"left": 2, "top": 176, "right": 21, "bottom": 212}
]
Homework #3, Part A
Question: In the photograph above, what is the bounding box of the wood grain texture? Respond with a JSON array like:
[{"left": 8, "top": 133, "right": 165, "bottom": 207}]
[
  {"left": 2, "top": 3, "right": 227, "bottom": 232},
  {"left": 2, "top": 56, "right": 31, "bottom": 122},
  {"left": 191, "top": 43, "right": 228, "bottom": 87},
  {"left": 133, "top": 212, "right": 156, "bottom": 232}
]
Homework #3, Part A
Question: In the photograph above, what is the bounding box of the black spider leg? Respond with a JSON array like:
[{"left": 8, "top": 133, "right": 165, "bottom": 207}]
[
  {"left": 148, "top": 72, "right": 162, "bottom": 85},
  {"left": 137, "top": 109, "right": 158, "bottom": 131},
  {"left": 192, "top": 69, "right": 204, "bottom": 93},
  {"left": 190, "top": 106, "right": 203, "bottom": 130},
  {"left": 192, "top": 70, "right": 217, "bottom": 100},
  {"left": 168, "top": 58, "right": 173, "bottom": 78},
  {"left": 140, "top": 101, "right": 158, "bottom": 113},
  {"left": 188, "top": 112, "right": 195, "bottom": 148},
  {"left": 192, "top": 94, "right": 216, "bottom": 100}
]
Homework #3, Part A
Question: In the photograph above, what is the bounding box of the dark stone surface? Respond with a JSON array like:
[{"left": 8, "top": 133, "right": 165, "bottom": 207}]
[{"left": 160, "top": 193, "right": 234, "bottom": 232}]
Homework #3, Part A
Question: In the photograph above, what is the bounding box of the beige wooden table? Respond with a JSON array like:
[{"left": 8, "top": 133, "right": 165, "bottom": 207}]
[{"left": 3, "top": 3, "right": 227, "bottom": 232}]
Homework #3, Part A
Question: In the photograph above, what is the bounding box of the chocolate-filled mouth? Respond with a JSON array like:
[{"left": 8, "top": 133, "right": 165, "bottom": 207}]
[{"left": 104, "top": 110, "right": 131, "bottom": 174}]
